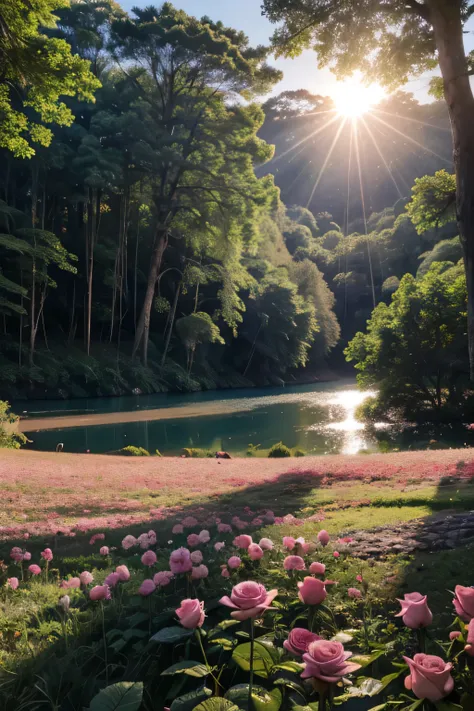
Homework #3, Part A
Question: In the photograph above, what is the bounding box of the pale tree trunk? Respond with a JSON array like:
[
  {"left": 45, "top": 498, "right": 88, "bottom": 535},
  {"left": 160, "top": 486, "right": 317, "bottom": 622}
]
[
  {"left": 29, "top": 165, "right": 38, "bottom": 367},
  {"left": 161, "top": 281, "right": 181, "bottom": 367},
  {"left": 428, "top": 0, "right": 474, "bottom": 379},
  {"left": 86, "top": 188, "right": 100, "bottom": 355}
]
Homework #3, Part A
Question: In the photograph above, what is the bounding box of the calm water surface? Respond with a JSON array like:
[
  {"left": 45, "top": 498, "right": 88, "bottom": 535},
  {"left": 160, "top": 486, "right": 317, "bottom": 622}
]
[{"left": 16, "top": 381, "right": 474, "bottom": 455}]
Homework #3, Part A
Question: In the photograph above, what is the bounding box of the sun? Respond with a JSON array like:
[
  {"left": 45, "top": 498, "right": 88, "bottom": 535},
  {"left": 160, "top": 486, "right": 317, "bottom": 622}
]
[{"left": 332, "top": 77, "right": 386, "bottom": 118}]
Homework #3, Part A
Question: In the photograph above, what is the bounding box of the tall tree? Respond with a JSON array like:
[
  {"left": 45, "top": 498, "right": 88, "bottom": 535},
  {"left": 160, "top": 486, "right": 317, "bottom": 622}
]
[{"left": 262, "top": 0, "right": 474, "bottom": 377}]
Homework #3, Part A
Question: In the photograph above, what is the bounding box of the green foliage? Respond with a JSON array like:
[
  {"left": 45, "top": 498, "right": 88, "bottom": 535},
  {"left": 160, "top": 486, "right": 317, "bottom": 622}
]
[
  {"left": 417, "top": 238, "right": 463, "bottom": 278},
  {"left": 116, "top": 446, "right": 150, "bottom": 456},
  {"left": 407, "top": 171, "right": 457, "bottom": 234},
  {"left": 0, "top": 400, "right": 26, "bottom": 449},
  {"left": 88, "top": 682, "right": 143, "bottom": 711},
  {"left": 182, "top": 448, "right": 214, "bottom": 458},
  {"left": 293, "top": 448, "right": 306, "bottom": 457},
  {"left": 268, "top": 441, "right": 291, "bottom": 458}
]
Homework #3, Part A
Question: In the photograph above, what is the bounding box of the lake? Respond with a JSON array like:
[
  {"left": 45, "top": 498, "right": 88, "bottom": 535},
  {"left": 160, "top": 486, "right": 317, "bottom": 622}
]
[{"left": 16, "top": 380, "right": 474, "bottom": 455}]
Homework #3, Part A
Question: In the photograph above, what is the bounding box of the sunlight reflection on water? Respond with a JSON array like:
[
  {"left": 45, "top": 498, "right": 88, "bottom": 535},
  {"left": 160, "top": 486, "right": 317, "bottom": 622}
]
[{"left": 310, "top": 389, "right": 377, "bottom": 454}]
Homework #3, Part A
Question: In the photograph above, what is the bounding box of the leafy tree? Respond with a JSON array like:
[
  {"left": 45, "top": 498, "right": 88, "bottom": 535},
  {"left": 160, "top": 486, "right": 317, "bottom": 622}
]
[
  {"left": 0, "top": 0, "right": 100, "bottom": 157},
  {"left": 262, "top": 0, "right": 474, "bottom": 378},
  {"left": 417, "top": 238, "right": 463, "bottom": 277},
  {"left": 407, "top": 170, "right": 457, "bottom": 233},
  {"left": 0, "top": 400, "right": 26, "bottom": 448},
  {"left": 175, "top": 311, "right": 224, "bottom": 374}
]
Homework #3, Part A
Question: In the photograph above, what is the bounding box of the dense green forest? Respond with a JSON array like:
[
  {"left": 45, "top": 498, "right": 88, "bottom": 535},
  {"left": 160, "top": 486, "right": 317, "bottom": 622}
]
[{"left": 0, "top": 0, "right": 468, "bottom": 422}]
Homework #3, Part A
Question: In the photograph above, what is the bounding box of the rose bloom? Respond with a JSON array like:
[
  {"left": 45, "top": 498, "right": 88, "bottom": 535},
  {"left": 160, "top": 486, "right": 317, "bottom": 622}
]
[
  {"left": 64, "top": 577, "right": 80, "bottom": 589},
  {"left": 104, "top": 572, "right": 120, "bottom": 588},
  {"left": 176, "top": 598, "right": 205, "bottom": 628},
  {"left": 283, "top": 536, "right": 296, "bottom": 551},
  {"left": 115, "top": 565, "right": 130, "bottom": 581},
  {"left": 80, "top": 571, "right": 94, "bottom": 585},
  {"left": 220, "top": 581, "right": 278, "bottom": 621},
  {"left": 465, "top": 619, "right": 474, "bottom": 656},
  {"left": 218, "top": 523, "right": 232, "bottom": 533},
  {"left": 28, "top": 564, "right": 41, "bottom": 575},
  {"left": 227, "top": 556, "right": 242, "bottom": 569},
  {"left": 141, "top": 550, "right": 157, "bottom": 567},
  {"left": 191, "top": 550, "right": 203, "bottom": 564},
  {"left": 41, "top": 548, "right": 53, "bottom": 562},
  {"left": 396, "top": 593, "right": 433, "bottom": 629},
  {"left": 122, "top": 534, "right": 138, "bottom": 550},
  {"left": 449, "top": 631, "right": 462, "bottom": 641},
  {"left": 233, "top": 534, "right": 253, "bottom": 550},
  {"left": 309, "top": 562, "right": 326, "bottom": 575},
  {"left": 7, "top": 577, "right": 19, "bottom": 590},
  {"left": 356, "top": 574, "right": 363, "bottom": 583},
  {"left": 333, "top": 551, "right": 340, "bottom": 558},
  {"left": 23, "top": 551, "right": 31, "bottom": 561},
  {"left": 248, "top": 543, "right": 264, "bottom": 561},
  {"left": 172, "top": 524, "right": 184, "bottom": 534},
  {"left": 139, "top": 579, "right": 156, "bottom": 596},
  {"left": 154, "top": 570, "right": 174, "bottom": 587},
  {"left": 298, "top": 577, "right": 327, "bottom": 606},
  {"left": 284, "top": 555, "right": 306, "bottom": 571},
  {"left": 138, "top": 533, "right": 151, "bottom": 550},
  {"left": 348, "top": 588, "right": 362, "bottom": 599},
  {"left": 453, "top": 585, "right": 474, "bottom": 621},
  {"left": 403, "top": 654, "right": 454, "bottom": 701},
  {"left": 187, "top": 533, "right": 200, "bottom": 548},
  {"left": 301, "top": 640, "right": 361, "bottom": 682},
  {"left": 198, "top": 530, "right": 210, "bottom": 544},
  {"left": 259, "top": 538, "right": 273, "bottom": 551},
  {"left": 221, "top": 567, "right": 230, "bottom": 578},
  {"left": 90, "top": 585, "right": 111, "bottom": 601},
  {"left": 170, "top": 547, "right": 193, "bottom": 574},
  {"left": 182, "top": 516, "right": 198, "bottom": 528},
  {"left": 100, "top": 546, "right": 110, "bottom": 556},
  {"left": 191, "top": 564, "right": 209, "bottom": 580},
  {"left": 317, "top": 530, "right": 330, "bottom": 546},
  {"left": 284, "top": 628, "right": 321, "bottom": 657},
  {"left": 214, "top": 542, "right": 225, "bottom": 552},
  {"left": 10, "top": 546, "right": 23, "bottom": 562}
]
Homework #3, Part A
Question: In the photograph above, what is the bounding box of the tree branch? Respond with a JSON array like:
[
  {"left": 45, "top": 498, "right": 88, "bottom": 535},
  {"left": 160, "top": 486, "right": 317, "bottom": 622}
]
[{"left": 403, "top": 0, "right": 430, "bottom": 22}]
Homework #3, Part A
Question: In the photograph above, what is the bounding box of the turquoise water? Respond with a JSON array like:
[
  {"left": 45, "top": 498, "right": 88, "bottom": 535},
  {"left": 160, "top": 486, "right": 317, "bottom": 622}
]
[{"left": 17, "top": 381, "right": 474, "bottom": 455}]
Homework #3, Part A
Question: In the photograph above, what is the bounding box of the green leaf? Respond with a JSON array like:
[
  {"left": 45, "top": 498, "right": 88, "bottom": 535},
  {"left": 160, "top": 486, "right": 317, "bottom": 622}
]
[
  {"left": 194, "top": 700, "right": 239, "bottom": 711},
  {"left": 123, "top": 629, "right": 148, "bottom": 641},
  {"left": 225, "top": 685, "right": 282, "bottom": 711},
  {"left": 151, "top": 626, "right": 194, "bottom": 643},
  {"left": 161, "top": 661, "right": 210, "bottom": 678},
  {"left": 88, "top": 682, "right": 143, "bottom": 711},
  {"left": 232, "top": 641, "right": 276, "bottom": 679},
  {"left": 171, "top": 687, "right": 213, "bottom": 711},
  {"left": 210, "top": 619, "right": 240, "bottom": 635},
  {"left": 351, "top": 649, "right": 385, "bottom": 667},
  {"left": 272, "top": 661, "right": 304, "bottom": 673},
  {"left": 210, "top": 637, "right": 235, "bottom": 650},
  {"left": 435, "top": 703, "right": 464, "bottom": 711}
]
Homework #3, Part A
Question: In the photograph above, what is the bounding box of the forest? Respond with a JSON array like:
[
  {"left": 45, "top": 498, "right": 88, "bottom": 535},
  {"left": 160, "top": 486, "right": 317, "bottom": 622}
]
[{"left": 0, "top": 0, "right": 469, "bottom": 423}]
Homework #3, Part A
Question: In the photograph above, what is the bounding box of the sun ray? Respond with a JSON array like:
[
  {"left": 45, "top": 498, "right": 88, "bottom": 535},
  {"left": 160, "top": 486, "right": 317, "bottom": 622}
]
[
  {"left": 343, "top": 121, "right": 354, "bottom": 326},
  {"left": 270, "top": 113, "right": 341, "bottom": 164},
  {"left": 369, "top": 113, "right": 452, "bottom": 165},
  {"left": 360, "top": 116, "right": 404, "bottom": 199},
  {"left": 305, "top": 117, "right": 348, "bottom": 208},
  {"left": 354, "top": 121, "right": 376, "bottom": 309},
  {"left": 373, "top": 108, "right": 451, "bottom": 133}
]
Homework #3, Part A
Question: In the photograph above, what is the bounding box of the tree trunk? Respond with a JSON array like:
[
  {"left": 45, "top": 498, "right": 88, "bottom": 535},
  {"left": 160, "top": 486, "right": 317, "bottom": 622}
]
[
  {"left": 132, "top": 229, "right": 168, "bottom": 366},
  {"left": 86, "top": 188, "right": 99, "bottom": 355},
  {"left": 161, "top": 281, "right": 181, "bottom": 367},
  {"left": 429, "top": 0, "right": 474, "bottom": 379},
  {"left": 29, "top": 165, "right": 38, "bottom": 367}
]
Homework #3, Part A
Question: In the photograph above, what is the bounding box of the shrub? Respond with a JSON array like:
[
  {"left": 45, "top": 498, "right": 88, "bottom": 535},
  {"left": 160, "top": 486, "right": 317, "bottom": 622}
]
[
  {"left": 268, "top": 441, "right": 291, "bottom": 458},
  {"left": 155, "top": 449, "right": 162, "bottom": 457},
  {"left": 0, "top": 400, "right": 26, "bottom": 449},
  {"left": 246, "top": 443, "right": 261, "bottom": 457},
  {"left": 182, "top": 447, "right": 214, "bottom": 458},
  {"left": 116, "top": 446, "right": 150, "bottom": 456},
  {"left": 293, "top": 448, "right": 306, "bottom": 457}
]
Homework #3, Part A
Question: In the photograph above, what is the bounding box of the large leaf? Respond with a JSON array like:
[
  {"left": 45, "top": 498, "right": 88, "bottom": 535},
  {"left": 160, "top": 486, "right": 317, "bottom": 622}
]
[
  {"left": 232, "top": 642, "right": 276, "bottom": 679},
  {"left": 194, "top": 700, "right": 239, "bottom": 711},
  {"left": 161, "top": 661, "right": 210, "bottom": 678},
  {"left": 351, "top": 649, "right": 385, "bottom": 668},
  {"left": 151, "top": 626, "right": 194, "bottom": 644},
  {"left": 88, "top": 682, "right": 143, "bottom": 711},
  {"left": 171, "top": 687, "right": 213, "bottom": 711},
  {"left": 225, "top": 685, "right": 282, "bottom": 711}
]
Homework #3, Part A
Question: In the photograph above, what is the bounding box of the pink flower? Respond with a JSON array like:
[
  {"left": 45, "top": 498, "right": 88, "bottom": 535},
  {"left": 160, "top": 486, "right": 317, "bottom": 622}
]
[
  {"left": 396, "top": 593, "right": 433, "bottom": 629},
  {"left": 191, "top": 550, "right": 203, "bottom": 564},
  {"left": 298, "top": 577, "right": 327, "bottom": 606},
  {"left": 100, "top": 546, "right": 109, "bottom": 555},
  {"left": 259, "top": 538, "right": 273, "bottom": 550},
  {"left": 218, "top": 523, "right": 233, "bottom": 533},
  {"left": 348, "top": 588, "right": 362, "bottom": 599},
  {"left": 41, "top": 548, "right": 53, "bottom": 562},
  {"left": 214, "top": 542, "right": 225, "bottom": 552},
  {"left": 234, "top": 520, "right": 248, "bottom": 530},
  {"left": 227, "top": 556, "right": 241, "bottom": 569},
  {"left": 309, "top": 562, "right": 326, "bottom": 575},
  {"left": 198, "top": 530, "right": 210, "bottom": 544},
  {"left": 449, "top": 631, "right": 461, "bottom": 641},
  {"left": 302, "top": 640, "right": 361, "bottom": 682},
  {"left": 284, "top": 555, "right": 306, "bottom": 571},
  {"left": 154, "top": 571, "right": 174, "bottom": 587},
  {"left": 23, "top": 551, "right": 31, "bottom": 561},
  {"left": 7, "top": 577, "right": 19, "bottom": 590},
  {"left": 138, "top": 533, "right": 151, "bottom": 550},
  {"left": 333, "top": 551, "right": 340, "bottom": 558},
  {"left": 147, "top": 530, "right": 157, "bottom": 545},
  {"left": 356, "top": 574, "right": 363, "bottom": 583},
  {"left": 220, "top": 581, "right": 278, "bottom": 621},
  {"left": 28, "top": 564, "right": 41, "bottom": 575},
  {"left": 89, "top": 533, "right": 105, "bottom": 545},
  {"left": 141, "top": 550, "right": 157, "bottom": 567},
  {"left": 139, "top": 579, "right": 156, "bottom": 596},
  {"left": 465, "top": 619, "right": 474, "bottom": 656},
  {"left": 187, "top": 533, "right": 200, "bottom": 548},
  {"left": 90, "top": 585, "right": 111, "bottom": 601},
  {"left": 170, "top": 547, "right": 193, "bottom": 574},
  {"left": 10, "top": 546, "right": 23, "bottom": 562},
  {"left": 176, "top": 598, "right": 205, "bottom": 628},
  {"left": 248, "top": 543, "right": 264, "bottom": 561},
  {"left": 191, "top": 564, "right": 209, "bottom": 580},
  {"left": 453, "top": 585, "right": 474, "bottom": 621},
  {"left": 317, "top": 530, "right": 330, "bottom": 546},
  {"left": 284, "top": 628, "right": 321, "bottom": 657},
  {"left": 233, "top": 534, "right": 253, "bottom": 550},
  {"left": 122, "top": 535, "right": 138, "bottom": 550},
  {"left": 403, "top": 654, "right": 454, "bottom": 701},
  {"left": 182, "top": 516, "right": 198, "bottom": 528},
  {"left": 115, "top": 565, "right": 130, "bottom": 582},
  {"left": 221, "top": 567, "right": 230, "bottom": 578},
  {"left": 104, "top": 572, "right": 120, "bottom": 588},
  {"left": 283, "top": 536, "right": 296, "bottom": 551},
  {"left": 64, "top": 577, "right": 80, "bottom": 589},
  {"left": 80, "top": 571, "right": 94, "bottom": 585},
  {"left": 172, "top": 524, "right": 184, "bottom": 534}
]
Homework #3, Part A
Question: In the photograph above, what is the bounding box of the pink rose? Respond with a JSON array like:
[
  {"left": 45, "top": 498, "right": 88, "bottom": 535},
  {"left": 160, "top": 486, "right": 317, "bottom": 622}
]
[
  {"left": 10, "top": 546, "right": 23, "bottom": 562},
  {"left": 176, "top": 598, "right": 205, "bottom": 628},
  {"left": 248, "top": 543, "right": 264, "bottom": 561},
  {"left": 453, "top": 585, "right": 474, "bottom": 621},
  {"left": 465, "top": 619, "right": 474, "bottom": 656},
  {"left": 122, "top": 534, "right": 138, "bottom": 550},
  {"left": 23, "top": 551, "right": 31, "bottom": 561},
  {"left": 90, "top": 585, "right": 111, "bottom": 601},
  {"left": 100, "top": 546, "right": 110, "bottom": 556},
  {"left": 104, "top": 572, "right": 120, "bottom": 588},
  {"left": 198, "top": 530, "right": 210, "bottom": 544},
  {"left": 28, "top": 564, "right": 41, "bottom": 575},
  {"left": 214, "top": 542, "right": 225, "bottom": 552},
  {"left": 283, "top": 536, "right": 296, "bottom": 551},
  {"left": 317, "top": 530, "right": 330, "bottom": 546},
  {"left": 228, "top": 556, "right": 242, "bottom": 569},
  {"left": 41, "top": 548, "right": 53, "bottom": 562},
  {"left": 302, "top": 640, "right": 361, "bottom": 682},
  {"left": 233, "top": 535, "right": 253, "bottom": 549},
  {"left": 396, "top": 593, "right": 433, "bottom": 629},
  {"left": 172, "top": 524, "right": 184, "bottom": 534},
  {"left": 64, "top": 577, "right": 80, "bottom": 589},
  {"left": 221, "top": 567, "right": 230, "bottom": 578},
  {"left": 139, "top": 579, "right": 156, "bottom": 596},
  {"left": 187, "top": 533, "right": 200, "bottom": 548},
  {"left": 403, "top": 654, "right": 454, "bottom": 701},
  {"left": 115, "top": 565, "right": 130, "bottom": 581},
  {"left": 348, "top": 587, "right": 362, "bottom": 599},
  {"left": 284, "top": 555, "right": 306, "bottom": 571},
  {"left": 80, "top": 571, "right": 94, "bottom": 586},
  {"left": 220, "top": 581, "right": 278, "bottom": 621},
  {"left": 333, "top": 551, "right": 340, "bottom": 558},
  {"left": 309, "top": 562, "right": 326, "bottom": 575},
  {"left": 191, "top": 564, "right": 209, "bottom": 580},
  {"left": 182, "top": 516, "right": 198, "bottom": 528},
  {"left": 298, "top": 577, "right": 327, "bottom": 605},
  {"left": 284, "top": 628, "right": 321, "bottom": 657},
  {"left": 449, "top": 631, "right": 461, "bottom": 641},
  {"left": 218, "top": 523, "right": 232, "bottom": 533},
  {"left": 169, "top": 547, "right": 193, "bottom": 574},
  {"left": 259, "top": 538, "right": 273, "bottom": 550},
  {"left": 154, "top": 570, "right": 174, "bottom": 587},
  {"left": 7, "top": 577, "right": 19, "bottom": 590},
  {"left": 141, "top": 550, "right": 157, "bottom": 567},
  {"left": 356, "top": 574, "right": 363, "bottom": 583},
  {"left": 191, "top": 550, "right": 203, "bottom": 564}
]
